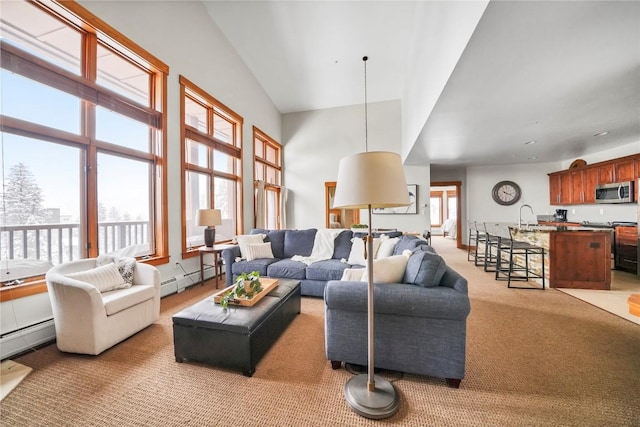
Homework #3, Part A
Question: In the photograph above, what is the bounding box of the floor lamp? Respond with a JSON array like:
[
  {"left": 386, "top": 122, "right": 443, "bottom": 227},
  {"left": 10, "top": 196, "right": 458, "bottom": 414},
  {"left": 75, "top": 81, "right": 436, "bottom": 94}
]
[
  {"left": 333, "top": 56, "right": 410, "bottom": 419},
  {"left": 333, "top": 153, "right": 409, "bottom": 419}
]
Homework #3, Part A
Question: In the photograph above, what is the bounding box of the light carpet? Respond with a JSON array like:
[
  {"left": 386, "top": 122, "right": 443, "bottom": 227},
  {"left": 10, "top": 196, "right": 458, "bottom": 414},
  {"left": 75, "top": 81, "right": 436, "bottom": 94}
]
[
  {"left": 0, "top": 360, "right": 32, "bottom": 401},
  {"left": 1, "top": 238, "right": 639, "bottom": 426}
]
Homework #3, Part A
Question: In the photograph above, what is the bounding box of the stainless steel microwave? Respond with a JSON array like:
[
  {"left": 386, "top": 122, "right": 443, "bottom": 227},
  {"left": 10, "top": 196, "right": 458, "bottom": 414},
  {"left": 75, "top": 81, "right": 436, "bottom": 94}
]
[{"left": 595, "top": 181, "right": 634, "bottom": 204}]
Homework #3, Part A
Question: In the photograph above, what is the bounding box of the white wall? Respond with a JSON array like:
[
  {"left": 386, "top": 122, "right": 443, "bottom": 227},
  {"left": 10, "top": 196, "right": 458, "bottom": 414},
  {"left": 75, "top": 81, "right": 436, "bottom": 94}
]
[
  {"left": 78, "top": 1, "right": 282, "bottom": 279},
  {"left": 282, "top": 101, "right": 430, "bottom": 234}
]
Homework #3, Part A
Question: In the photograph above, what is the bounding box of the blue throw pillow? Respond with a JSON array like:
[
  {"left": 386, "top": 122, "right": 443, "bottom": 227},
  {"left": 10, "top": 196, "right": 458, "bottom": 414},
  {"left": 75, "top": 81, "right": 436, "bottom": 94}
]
[
  {"left": 332, "top": 230, "right": 353, "bottom": 260},
  {"left": 283, "top": 229, "right": 317, "bottom": 258},
  {"left": 403, "top": 250, "right": 447, "bottom": 287}
]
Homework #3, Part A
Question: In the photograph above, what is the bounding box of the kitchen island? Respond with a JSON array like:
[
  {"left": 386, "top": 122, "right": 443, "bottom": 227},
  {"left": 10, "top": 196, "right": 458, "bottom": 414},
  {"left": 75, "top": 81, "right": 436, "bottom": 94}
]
[{"left": 510, "top": 226, "right": 612, "bottom": 290}]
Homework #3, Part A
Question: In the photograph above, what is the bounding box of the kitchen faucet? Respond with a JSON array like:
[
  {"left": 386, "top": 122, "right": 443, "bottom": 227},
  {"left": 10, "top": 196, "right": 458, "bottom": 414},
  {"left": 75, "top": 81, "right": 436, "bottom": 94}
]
[{"left": 519, "top": 204, "right": 534, "bottom": 228}]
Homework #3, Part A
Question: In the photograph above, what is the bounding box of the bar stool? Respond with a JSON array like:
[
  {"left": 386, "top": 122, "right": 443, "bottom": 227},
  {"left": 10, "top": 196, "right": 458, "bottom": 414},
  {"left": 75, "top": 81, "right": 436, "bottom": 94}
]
[
  {"left": 473, "top": 221, "right": 489, "bottom": 267},
  {"left": 483, "top": 222, "right": 510, "bottom": 273},
  {"left": 495, "top": 226, "right": 545, "bottom": 290},
  {"left": 467, "top": 220, "right": 477, "bottom": 262}
]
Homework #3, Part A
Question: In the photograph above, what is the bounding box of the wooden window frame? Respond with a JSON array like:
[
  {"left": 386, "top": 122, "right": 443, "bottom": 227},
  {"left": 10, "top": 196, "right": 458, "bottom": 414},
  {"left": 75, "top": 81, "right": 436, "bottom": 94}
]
[
  {"left": 0, "top": 0, "right": 169, "bottom": 301},
  {"left": 253, "top": 126, "right": 282, "bottom": 229},
  {"left": 430, "top": 191, "right": 444, "bottom": 228},
  {"left": 446, "top": 190, "right": 457, "bottom": 220},
  {"left": 180, "top": 75, "right": 244, "bottom": 258}
]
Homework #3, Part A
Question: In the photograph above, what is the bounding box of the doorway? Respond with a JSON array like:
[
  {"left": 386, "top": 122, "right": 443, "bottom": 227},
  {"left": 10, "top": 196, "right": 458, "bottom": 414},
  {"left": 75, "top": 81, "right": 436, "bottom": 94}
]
[{"left": 430, "top": 181, "right": 462, "bottom": 249}]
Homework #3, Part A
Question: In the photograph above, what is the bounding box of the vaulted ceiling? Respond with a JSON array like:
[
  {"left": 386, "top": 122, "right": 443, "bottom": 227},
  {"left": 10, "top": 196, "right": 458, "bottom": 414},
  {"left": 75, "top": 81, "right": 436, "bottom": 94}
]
[{"left": 203, "top": 1, "right": 640, "bottom": 167}]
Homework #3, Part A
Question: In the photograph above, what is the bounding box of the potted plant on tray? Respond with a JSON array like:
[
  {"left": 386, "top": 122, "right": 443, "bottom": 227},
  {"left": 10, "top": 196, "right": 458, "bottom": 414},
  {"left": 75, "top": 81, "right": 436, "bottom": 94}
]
[{"left": 220, "top": 271, "right": 263, "bottom": 309}]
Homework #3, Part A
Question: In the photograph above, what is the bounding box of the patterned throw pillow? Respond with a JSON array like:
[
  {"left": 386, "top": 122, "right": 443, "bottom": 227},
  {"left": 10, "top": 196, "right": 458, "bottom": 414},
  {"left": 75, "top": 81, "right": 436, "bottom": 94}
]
[{"left": 116, "top": 257, "right": 136, "bottom": 285}]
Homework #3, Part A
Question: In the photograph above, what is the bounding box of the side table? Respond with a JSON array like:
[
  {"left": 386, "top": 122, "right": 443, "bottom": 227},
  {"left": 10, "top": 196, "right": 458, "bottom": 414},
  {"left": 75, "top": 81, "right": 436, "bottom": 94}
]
[{"left": 198, "top": 244, "right": 235, "bottom": 288}]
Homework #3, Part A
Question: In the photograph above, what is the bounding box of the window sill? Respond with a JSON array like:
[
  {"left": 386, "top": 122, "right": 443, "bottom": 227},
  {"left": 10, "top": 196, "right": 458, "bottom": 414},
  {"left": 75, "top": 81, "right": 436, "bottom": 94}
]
[
  {"left": 0, "top": 279, "right": 48, "bottom": 303},
  {"left": 0, "top": 256, "right": 170, "bottom": 303}
]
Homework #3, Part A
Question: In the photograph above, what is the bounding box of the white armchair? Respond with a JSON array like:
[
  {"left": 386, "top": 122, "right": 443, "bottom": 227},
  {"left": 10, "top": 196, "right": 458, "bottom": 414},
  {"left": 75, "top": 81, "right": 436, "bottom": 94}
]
[{"left": 45, "top": 258, "right": 160, "bottom": 355}]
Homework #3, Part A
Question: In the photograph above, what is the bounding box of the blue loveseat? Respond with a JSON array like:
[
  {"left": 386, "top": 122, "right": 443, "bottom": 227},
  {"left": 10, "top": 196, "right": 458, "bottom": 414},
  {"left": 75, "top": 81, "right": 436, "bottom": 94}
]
[
  {"left": 221, "top": 228, "right": 424, "bottom": 297},
  {"left": 324, "top": 244, "right": 471, "bottom": 387}
]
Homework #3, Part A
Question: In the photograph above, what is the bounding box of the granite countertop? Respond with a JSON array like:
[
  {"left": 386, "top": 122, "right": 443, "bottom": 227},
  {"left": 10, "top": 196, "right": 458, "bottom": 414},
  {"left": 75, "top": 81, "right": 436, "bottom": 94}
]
[{"left": 510, "top": 225, "right": 613, "bottom": 233}]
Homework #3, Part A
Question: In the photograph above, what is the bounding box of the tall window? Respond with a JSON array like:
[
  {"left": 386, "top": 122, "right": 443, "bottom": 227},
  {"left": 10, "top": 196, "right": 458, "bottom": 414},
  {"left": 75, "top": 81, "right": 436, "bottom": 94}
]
[
  {"left": 447, "top": 190, "right": 457, "bottom": 219},
  {"left": 253, "top": 127, "right": 282, "bottom": 229},
  {"left": 0, "top": 0, "right": 168, "bottom": 286},
  {"left": 430, "top": 191, "right": 443, "bottom": 227},
  {"left": 180, "top": 76, "right": 243, "bottom": 256}
]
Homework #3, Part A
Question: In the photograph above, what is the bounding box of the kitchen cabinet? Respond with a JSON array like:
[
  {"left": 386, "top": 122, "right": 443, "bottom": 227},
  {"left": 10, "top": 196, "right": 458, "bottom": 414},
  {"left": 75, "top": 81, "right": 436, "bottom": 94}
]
[
  {"left": 570, "top": 168, "right": 599, "bottom": 204},
  {"left": 511, "top": 227, "right": 612, "bottom": 289},
  {"left": 549, "top": 230, "right": 611, "bottom": 290},
  {"left": 549, "top": 172, "right": 573, "bottom": 205},
  {"left": 598, "top": 158, "right": 636, "bottom": 184},
  {"left": 615, "top": 226, "right": 638, "bottom": 273},
  {"left": 549, "top": 153, "right": 640, "bottom": 205},
  {"left": 633, "top": 157, "right": 640, "bottom": 202},
  {"left": 325, "top": 181, "right": 359, "bottom": 229}
]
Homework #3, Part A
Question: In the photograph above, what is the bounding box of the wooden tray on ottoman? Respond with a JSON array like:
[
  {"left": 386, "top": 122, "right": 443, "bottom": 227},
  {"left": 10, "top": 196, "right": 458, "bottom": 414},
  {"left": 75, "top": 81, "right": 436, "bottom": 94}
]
[{"left": 213, "top": 278, "right": 279, "bottom": 307}]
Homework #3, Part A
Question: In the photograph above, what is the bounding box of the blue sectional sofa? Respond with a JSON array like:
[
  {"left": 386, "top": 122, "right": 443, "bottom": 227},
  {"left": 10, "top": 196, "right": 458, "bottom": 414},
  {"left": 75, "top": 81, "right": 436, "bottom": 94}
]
[
  {"left": 222, "top": 228, "right": 471, "bottom": 386},
  {"left": 221, "top": 228, "right": 424, "bottom": 297},
  {"left": 324, "top": 245, "right": 471, "bottom": 387}
]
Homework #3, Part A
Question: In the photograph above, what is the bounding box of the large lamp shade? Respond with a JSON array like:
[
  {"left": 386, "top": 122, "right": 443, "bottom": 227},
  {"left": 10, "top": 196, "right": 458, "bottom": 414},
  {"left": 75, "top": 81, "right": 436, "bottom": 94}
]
[
  {"left": 333, "top": 151, "right": 409, "bottom": 209},
  {"left": 196, "top": 209, "right": 222, "bottom": 247}
]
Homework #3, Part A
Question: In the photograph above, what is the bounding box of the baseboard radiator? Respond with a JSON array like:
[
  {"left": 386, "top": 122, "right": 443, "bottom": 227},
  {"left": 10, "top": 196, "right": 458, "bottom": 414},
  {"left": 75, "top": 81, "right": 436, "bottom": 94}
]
[
  {"left": 1, "top": 266, "right": 218, "bottom": 360},
  {"left": 160, "top": 265, "right": 216, "bottom": 297},
  {"left": 1, "top": 318, "right": 56, "bottom": 360}
]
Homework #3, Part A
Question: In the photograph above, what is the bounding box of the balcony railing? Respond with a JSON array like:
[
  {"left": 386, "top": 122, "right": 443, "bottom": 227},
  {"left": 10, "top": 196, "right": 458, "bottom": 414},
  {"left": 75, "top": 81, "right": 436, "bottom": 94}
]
[{"left": 1, "top": 221, "right": 149, "bottom": 282}]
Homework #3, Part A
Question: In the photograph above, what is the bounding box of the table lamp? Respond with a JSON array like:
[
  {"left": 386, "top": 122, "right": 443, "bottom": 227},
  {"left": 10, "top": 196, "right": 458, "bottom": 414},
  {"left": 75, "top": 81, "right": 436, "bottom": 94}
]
[{"left": 196, "top": 209, "right": 222, "bottom": 247}]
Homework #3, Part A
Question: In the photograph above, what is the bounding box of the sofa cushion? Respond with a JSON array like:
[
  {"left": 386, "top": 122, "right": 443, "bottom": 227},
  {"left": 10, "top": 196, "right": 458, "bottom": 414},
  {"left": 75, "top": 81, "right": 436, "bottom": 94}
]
[
  {"left": 403, "top": 250, "right": 448, "bottom": 287},
  {"left": 66, "top": 263, "right": 129, "bottom": 293},
  {"left": 306, "top": 259, "right": 350, "bottom": 281},
  {"left": 252, "top": 229, "right": 286, "bottom": 258},
  {"left": 283, "top": 229, "right": 317, "bottom": 258},
  {"left": 332, "top": 230, "right": 353, "bottom": 260},
  {"left": 267, "top": 259, "right": 307, "bottom": 280},
  {"left": 101, "top": 284, "right": 156, "bottom": 316},
  {"left": 232, "top": 258, "right": 279, "bottom": 278},
  {"left": 245, "top": 242, "right": 274, "bottom": 261}
]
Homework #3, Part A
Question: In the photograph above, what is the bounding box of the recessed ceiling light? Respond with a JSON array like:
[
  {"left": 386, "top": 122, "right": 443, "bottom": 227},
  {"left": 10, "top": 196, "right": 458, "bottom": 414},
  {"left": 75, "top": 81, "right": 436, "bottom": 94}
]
[
  {"left": 593, "top": 131, "right": 609, "bottom": 137},
  {"left": 524, "top": 140, "right": 536, "bottom": 145}
]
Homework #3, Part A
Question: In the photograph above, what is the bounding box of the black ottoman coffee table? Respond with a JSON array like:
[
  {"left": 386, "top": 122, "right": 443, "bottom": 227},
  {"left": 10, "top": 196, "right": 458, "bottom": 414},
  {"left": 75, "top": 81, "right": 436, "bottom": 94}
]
[{"left": 172, "top": 278, "right": 301, "bottom": 376}]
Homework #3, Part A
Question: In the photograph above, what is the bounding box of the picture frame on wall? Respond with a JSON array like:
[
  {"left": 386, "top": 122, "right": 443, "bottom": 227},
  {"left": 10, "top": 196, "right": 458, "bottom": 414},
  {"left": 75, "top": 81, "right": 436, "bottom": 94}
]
[{"left": 373, "top": 184, "right": 417, "bottom": 214}]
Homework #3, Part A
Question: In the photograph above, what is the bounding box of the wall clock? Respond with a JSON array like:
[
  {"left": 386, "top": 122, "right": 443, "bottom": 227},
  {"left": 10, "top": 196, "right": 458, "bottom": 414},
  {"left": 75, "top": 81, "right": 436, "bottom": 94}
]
[{"left": 492, "top": 181, "right": 521, "bottom": 206}]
